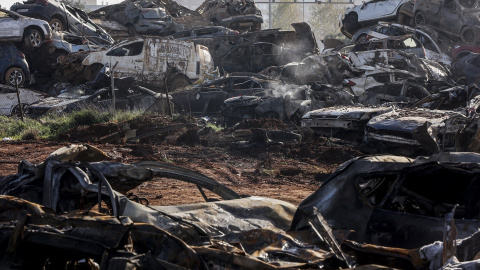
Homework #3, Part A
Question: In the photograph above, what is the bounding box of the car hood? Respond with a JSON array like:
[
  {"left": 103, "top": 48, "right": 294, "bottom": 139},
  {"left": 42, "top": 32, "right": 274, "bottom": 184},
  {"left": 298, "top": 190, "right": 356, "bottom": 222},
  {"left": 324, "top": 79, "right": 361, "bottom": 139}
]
[
  {"left": 366, "top": 108, "right": 462, "bottom": 132},
  {"left": 303, "top": 106, "right": 394, "bottom": 120}
]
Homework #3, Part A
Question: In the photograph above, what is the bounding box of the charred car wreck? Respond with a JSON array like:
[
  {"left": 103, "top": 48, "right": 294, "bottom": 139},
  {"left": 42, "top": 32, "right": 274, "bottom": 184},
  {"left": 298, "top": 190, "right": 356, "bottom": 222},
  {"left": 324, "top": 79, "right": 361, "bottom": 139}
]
[{"left": 3, "top": 145, "right": 480, "bottom": 269}]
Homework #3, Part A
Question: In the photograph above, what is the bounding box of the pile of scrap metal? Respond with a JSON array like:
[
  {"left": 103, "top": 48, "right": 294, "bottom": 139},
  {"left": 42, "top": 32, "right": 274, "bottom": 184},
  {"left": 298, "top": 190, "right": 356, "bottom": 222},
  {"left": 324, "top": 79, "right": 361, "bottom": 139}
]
[{"left": 2, "top": 145, "right": 480, "bottom": 269}]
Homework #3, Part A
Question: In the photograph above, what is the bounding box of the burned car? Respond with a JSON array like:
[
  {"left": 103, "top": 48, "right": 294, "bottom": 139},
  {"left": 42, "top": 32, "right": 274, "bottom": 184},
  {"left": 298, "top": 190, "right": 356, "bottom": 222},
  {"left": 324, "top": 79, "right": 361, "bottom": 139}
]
[
  {"left": 221, "top": 84, "right": 354, "bottom": 124},
  {"left": 11, "top": 0, "right": 113, "bottom": 45},
  {"left": 340, "top": 0, "right": 409, "bottom": 35},
  {"left": 196, "top": 0, "right": 263, "bottom": 31},
  {"left": 0, "top": 85, "right": 46, "bottom": 115},
  {"left": 28, "top": 31, "right": 108, "bottom": 74},
  {"left": 171, "top": 75, "right": 281, "bottom": 115},
  {"left": 0, "top": 8, "right": 52, "bottom": 49},
  {"left": 363, "top": 90, "right": 480, "bottom": 155},
  {"left": 216, "top": 42, "right": 301, "bottom": 74},
  {"left": 351, "top": 22, "right": 450, "bottom": 65},
  {"left": 292, "top": 152, "right": 480, "bottom": 251},
  {"left": 451, "top": 52, "right": 480, "bottom": 85},
  {"left": 81, "top": 37, "right": 214, "bottom": 91},
  {"left": 301, "top": 105, "right": 394, "bottom": 137},
  {"left": 413, "top": 0, "right": 480, "bottom": 44},
  {"left": 89, "top": 1, "right": 182, "bottom": 37},
  {"left": 0, "top": 44, "right": 30, "bottom": 87}
]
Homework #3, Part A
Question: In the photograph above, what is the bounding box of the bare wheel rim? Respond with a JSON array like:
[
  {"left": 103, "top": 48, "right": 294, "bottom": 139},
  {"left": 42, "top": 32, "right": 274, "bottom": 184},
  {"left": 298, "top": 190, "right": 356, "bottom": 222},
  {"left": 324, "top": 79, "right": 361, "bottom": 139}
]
[
  {"left": 8, "top": 70, "right": 23, "bottom": 86},
  {"left": 29, "top": 31, "right": 41, "bottom": 47}
]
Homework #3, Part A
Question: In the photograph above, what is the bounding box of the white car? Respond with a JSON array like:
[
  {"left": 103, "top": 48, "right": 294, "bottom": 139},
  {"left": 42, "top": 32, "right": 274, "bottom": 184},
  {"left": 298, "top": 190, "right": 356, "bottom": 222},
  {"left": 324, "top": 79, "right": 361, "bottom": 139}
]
[
  {"left": 340, "top": 0, "right": 408, "bottom": 36},
  {"left": 0, "top": 8, "right": 52, "bottom": 48},
  {"left": 82, "top": 37, "right": 214, "bottom": 91}
]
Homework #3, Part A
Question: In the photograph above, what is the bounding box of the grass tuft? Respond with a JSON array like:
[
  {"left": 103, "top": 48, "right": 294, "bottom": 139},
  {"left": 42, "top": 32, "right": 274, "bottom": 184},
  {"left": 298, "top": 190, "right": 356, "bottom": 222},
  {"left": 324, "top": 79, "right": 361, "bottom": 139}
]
[{"left": 0, "top": 109, "right": 144, "bottom": 140}]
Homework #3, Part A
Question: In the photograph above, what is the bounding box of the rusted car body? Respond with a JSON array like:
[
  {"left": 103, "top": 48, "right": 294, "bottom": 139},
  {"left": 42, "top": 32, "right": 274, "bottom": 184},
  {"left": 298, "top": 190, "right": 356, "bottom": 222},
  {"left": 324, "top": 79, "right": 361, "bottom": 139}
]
[{"left": 82, "top": 37, "right": 214, "bottom": 91}]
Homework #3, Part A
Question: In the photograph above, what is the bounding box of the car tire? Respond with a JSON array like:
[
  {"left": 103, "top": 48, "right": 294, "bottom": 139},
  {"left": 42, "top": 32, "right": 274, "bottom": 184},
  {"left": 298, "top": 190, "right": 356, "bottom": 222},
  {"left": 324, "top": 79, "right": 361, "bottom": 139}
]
[
  {"left": 49, "top": 18, "right": 65, "bottom": 32},
  {"left": 11, "top": 103, "right": 28, "bottom": 117},
  {"left": 168, "top": 73, "right": 191, "bottom": 92},
  {"left": 5, "top": 67, "right": 26, "bottom": 87},
  {"left": 461, "top": 27, "right": 475, "bottom": 44},
  {"left": 414, "top": 11, "right": 426, "bottom": 26},
  {"left": 343, "top": 14, "right": 359, "bottom": 33},
  {"left": 127, "top": 26, "right": 137, "bottom": 37},
  {"left": 23, "top": 29, "right": 43, "bottom": 48}
]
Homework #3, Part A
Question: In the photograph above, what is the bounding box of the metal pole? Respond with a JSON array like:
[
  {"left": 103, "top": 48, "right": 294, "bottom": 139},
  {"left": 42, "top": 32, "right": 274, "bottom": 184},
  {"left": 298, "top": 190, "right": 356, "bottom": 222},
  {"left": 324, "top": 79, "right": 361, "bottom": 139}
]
[
  {"left": 15, "top": 73, "right": 24, "bottom": 122},
  {"left": 268, "top": 0, "right": 271, "bottom": 29},
  {"left": 111, "top": 61, "right": 119, "bottom": 114},
  {"left": 164, "top": 40, "right": 173, "bottom": 117}
]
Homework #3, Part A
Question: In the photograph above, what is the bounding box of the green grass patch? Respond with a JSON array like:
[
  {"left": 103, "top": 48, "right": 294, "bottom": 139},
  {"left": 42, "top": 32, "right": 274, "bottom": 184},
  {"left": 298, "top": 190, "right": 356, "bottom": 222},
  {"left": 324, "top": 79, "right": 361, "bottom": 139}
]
[{"left": 0, "top": 109, "right": 143, "bottom": 140}]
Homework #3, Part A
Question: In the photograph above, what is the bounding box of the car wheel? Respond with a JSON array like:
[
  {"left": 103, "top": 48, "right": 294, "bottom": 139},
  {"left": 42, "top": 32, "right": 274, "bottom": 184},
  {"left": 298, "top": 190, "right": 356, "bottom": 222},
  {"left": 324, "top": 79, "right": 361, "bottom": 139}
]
[
  {"left": 23, "top": 29, "right": 43, "bottom": 48},
  {"left": 355, "top": 34, "right": 368, "bottom": 43},
  {"left": 168, "top": 74, "right": 191, "bottom": 92},
  {"left": 128, "top": 26, "right": 137, "bottom": 37},
  {"left": 11, "top": 103, "right": 28, "bottom": 117},
  {"left": 5, "top": 67, "right": 26, "bottom": 87},
  {"left": 414, "top": 11, "right": 426, "bottom": 26},
  {"left": 49, "top": 18, "right": 65, "bottom": 32},
  {"left": 461, "top": 27, "right": 475, "bottom": 44},
  {"left": 343, "top": 14, "right": 359, "bottom": 33}
]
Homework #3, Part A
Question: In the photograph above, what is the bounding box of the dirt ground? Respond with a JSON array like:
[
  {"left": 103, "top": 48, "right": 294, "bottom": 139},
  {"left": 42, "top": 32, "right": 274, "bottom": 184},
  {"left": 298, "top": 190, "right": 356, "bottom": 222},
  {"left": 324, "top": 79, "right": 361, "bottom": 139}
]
[{"left": 0, "top": 116, "right": 364, "bottom": 206}]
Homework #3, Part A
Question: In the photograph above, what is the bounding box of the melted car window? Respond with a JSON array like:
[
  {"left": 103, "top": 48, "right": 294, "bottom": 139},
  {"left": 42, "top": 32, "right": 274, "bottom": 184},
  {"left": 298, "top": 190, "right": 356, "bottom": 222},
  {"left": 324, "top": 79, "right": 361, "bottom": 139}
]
[
  {"left": 106, "top": 42, "right": 144, "bottom": 56},
  {"left": 356, "top": 174, "right": 397, "bottom": 206}
]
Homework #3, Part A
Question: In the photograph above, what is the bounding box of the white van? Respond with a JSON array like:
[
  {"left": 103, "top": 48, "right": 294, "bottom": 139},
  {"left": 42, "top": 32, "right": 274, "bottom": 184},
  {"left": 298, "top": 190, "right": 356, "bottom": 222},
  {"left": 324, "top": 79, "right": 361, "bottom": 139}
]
[{"left": 82, "top": 37, "right": 214, "bottom": 91}]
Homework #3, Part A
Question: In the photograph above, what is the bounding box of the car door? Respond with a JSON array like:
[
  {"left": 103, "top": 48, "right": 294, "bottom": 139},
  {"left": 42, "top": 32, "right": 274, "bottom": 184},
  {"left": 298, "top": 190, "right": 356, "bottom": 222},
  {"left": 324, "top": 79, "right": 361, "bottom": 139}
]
[
  {"left": 105, "top": 41, "right": 145, "bottom": 80},
  {"left": 373, "top": 0, "right": 406, "bottom": 19},
  {"left": 0, "top": 10, "right": 21, "bottom": 40},
  {"left": 193, "top": 79, "right": 230, "bottom": 114}
]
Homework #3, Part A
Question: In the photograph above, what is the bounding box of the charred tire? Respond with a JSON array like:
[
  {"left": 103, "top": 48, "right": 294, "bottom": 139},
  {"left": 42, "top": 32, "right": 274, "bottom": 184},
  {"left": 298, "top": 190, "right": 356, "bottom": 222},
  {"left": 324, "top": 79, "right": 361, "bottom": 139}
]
[
  {"left": 414, "top": 11, "right": 426, "bottom": 26},
  {"left": 355, "top": 34, "right": 368, "bottom": 43},
  {"left": 84, "top": 63, "right": 104, "bottom": 82},
  {"left": 49, "top": 17, "right": 65, "bottom": 32},
  {"left": 5, "top": 67, "right": 26, "bottom": 87},
  {"left": 23, "top": 28, "right": 43, "bottom": 48},
  {"left": 343, "top": 14, "right": 359, "bottom": 33},
  {"left": 127, "top": 25, "right": 137, "bottom": 37},
  {"left": 168, "top": 74, "right": 191, "bottom": 92},
  {"left": 461, "top": 27, "right": 475, "bottom": 44}
]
